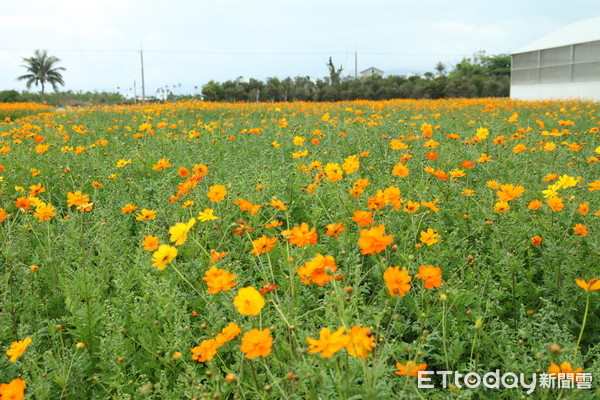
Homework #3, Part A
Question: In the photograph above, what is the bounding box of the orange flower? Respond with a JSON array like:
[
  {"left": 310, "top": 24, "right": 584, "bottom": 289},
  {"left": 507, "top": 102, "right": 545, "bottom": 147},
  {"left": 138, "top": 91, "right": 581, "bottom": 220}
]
[
  {"left": 6, "top": 337, "right": 32, "bottom": 362},
  {"left": 486, "top": 181, "right": 500, "bottom": 190},
  {"left": 250, "top": 235, "right": 277, "bottom": 256},
  {"left": 573, "top": 223, "right": 588, "bottom": 236},
  {"left": 269, "top": 197, "right": 287, "bottom": 210},
  {"left": 419, "top": 228, "right": 439, "bottom": 246},
  {"left": 142, "top": 235, "right": 159, "bottom": 251},
  {"left": 415, "top": 265, "right": 442, "bottom": 289},
  {"left": 0, "top": 208, "right": 8, "bottom": 223},
  {"left": 345, "top": 326, "right": 376, "bottom": 359},
  {"left": 15, "top": 197, "right": 32, "bottom": 210},
  {"left": 306, "top": 327, "right": 349, "bottom": 358},
  {"left": 121, "top": 203, "right": 138, "bottom": 214},
  {"left": 395, "top": 361, "right": 428, "bottom": 377},
  {"left": 325, "top": 222, "right": 346, "bottom": 239},
  {"left": 547, "top": 362, "right": 583, "bottom": 379},
  {"left": 528, "top": 200, "right": 543, "bottom": 210},
  {"left": 531, "top": 236, "right": 543, "bottom": 247},
  {"left": 202, "top": 265, "right": 237, "bottom": 294},
  {"left": 178, "top": 167, "right": 189, "bottom": 178},
  {"left": 215, "top": 322, "right": 241, "bottom": 345},
  {"left": 191, "top": 339, "right": 219, "bottom": 362},
  {"left": 542, "top": 173, "right": 559, "bottom": 182},
  {"left": 207, "top": 185, "right": 227, "bottom": 202},
  {"left": 358, "top": 225, "right": 393, "bottom": 255},
  {"left": 0, "top": 378, "right": 26, "bottom": 400},
  {"left": 233, "top": 287, "right": 265, "bottom": 316},
  {"left": 351, "top": 210, "right": 374, "bottom": 227},
  {"left": 383, "top": 266, "right": 412, "bottom": 297},
  {"left": 496, "top": 184, "right": 525, "bottom": 202},
  {"left": 29, "top": 183, "right": 45, "bottom": 196},
  {"left": 578, "top": 202, "right": 589, "bottom": 215},
  {"left": 240, "top": 329, "right": 273, "bottom": 359},
  {"left": 288, "top": 223, "right": 318, "bottom": 247},
  {"left": 575, "top": 278, "right": 600, "bottom": 292},
  {"left": 425, "top": 151, "right": 438, "bottom": 160},
  {"left": 297, "top": 254, "right": 337, "bottom": 286},
  {"left": 152, "top": 158, "right": 172, "bottom": 170},
  {"left": 547, "top": 196, "right": 564, "bottom": 212},
  {"left": 209, "top": 249, "right": 228, "bottom": 263},
  {"left": 33, "top": 202, "right": 56, "bottom": 222},
  {"left": 421, "top": 199, "right": 440, "bottom": 212},
  {"left": 392, "top": 162, "right": 409, "bottom": 177},
  {"left": 403, "top": 201, "right": 420, "bottom": 213}
]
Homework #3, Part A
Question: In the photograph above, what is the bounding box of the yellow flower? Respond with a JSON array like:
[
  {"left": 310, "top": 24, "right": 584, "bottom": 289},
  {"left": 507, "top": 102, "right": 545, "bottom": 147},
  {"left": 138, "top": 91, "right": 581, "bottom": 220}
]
[
  {"left": 419, "top": 228, "right": 440, "bottom": 246},
  {"left": 233, "top": 287, "right": 265, "bottom": 316},
  {"left": 116, "top": 158, "right": 132, "bottom": 168},
  {"left": 135, "top": 209, "right": 157, "bottom": 221},
  {"left": 6, "top": 337, "right": 32, "bottom": 362},
  {"left": 151, "top": 245, "right": 178, "bottom": 270},
  {"left": 345, "top": 326, "right": 376, "bottom": 359},
  {"left": 198, "top": 208, "right": 218, "bottom": 222},
  {"left": 557, "top": 174, "right": 580, "bottom": 189},
  {"left": 67, "top": 191, "right": 90, "bottom": 207},
  {"left": 169, "top": 218, "right": 196, "bottom": 246},
  {"left": 306, "top": 327, "right": 349, "bottom": 358}
]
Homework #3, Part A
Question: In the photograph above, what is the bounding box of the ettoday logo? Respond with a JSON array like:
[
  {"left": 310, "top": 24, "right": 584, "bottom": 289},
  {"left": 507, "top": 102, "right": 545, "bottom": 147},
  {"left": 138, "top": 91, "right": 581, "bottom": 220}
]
[{"left": 417, "top": 370, "right": 593, "bottom": 393}]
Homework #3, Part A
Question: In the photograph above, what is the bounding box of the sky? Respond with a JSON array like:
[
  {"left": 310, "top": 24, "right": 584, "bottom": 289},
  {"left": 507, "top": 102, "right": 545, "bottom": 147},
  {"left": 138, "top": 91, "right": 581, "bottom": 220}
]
[{"left": 2, "top": 0, "right": 599, "bottom": 96}]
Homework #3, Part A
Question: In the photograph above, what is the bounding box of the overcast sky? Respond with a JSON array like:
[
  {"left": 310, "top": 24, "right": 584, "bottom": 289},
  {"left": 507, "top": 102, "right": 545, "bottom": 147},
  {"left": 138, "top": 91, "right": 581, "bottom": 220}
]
[{"left": 2, "top": 0, "right": 599, "bottom": 95}]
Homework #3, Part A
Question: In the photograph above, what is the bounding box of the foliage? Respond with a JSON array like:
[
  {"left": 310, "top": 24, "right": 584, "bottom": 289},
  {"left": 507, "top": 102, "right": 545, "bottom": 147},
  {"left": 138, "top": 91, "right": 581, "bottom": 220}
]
[
  {"left": 17, "top": 49, "right": 66, "bottom": 101},
  {"left": 203, "top": 53, "right": 512, "bottom": 102}
]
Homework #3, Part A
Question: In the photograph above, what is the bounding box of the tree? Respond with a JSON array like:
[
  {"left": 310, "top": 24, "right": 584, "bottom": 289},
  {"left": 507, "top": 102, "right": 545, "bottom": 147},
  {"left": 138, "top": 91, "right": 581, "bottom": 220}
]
[
  {"left": 435, "top": 61, "right": 446, "bottom": 76},
  {"left": 17, "top": 49, "right": 66, "bottom": 101},
  {"left": 326, "top": 57, "right": 343, "bottom": 86}
]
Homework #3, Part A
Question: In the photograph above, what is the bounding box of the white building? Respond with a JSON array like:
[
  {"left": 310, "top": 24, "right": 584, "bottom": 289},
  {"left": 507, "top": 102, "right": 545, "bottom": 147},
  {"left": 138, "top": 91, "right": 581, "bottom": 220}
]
[
  {"left": 511, "top": 17, "right": 600, "bottom": 101},
  {"left": 360, "top": 67, "right": 384, "bottom": 78}
]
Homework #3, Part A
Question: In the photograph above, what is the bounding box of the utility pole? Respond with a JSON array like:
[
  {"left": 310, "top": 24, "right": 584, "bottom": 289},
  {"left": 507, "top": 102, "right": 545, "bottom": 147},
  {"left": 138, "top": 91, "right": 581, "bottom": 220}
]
[
  {"left": 140, "top": 44, "right": 146, "bottom": 102},
  {"left": 355, "top": 49, "right": 358, "bottom": 79},
  {"left": 133, "top": 80, "right": 137, "bottom": 104}
]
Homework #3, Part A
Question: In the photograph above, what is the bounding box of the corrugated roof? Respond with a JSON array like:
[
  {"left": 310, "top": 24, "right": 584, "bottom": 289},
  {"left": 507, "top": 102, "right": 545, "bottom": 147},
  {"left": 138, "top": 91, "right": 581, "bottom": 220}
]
[{"left": 512, "top": 16, "right": 600, "bottom": 54}]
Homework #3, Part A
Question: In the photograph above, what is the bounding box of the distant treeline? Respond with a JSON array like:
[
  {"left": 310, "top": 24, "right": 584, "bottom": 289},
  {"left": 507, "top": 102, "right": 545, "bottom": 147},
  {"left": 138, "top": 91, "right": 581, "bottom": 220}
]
[
  {"left": 202, "top": 53, "right": 511, "bottom": 102},
  {"left": 0, "top": 52, "right": 510, "bottom": 105},
  {"left": 0, "top": 89, "right": 126, "bottom": 106}
]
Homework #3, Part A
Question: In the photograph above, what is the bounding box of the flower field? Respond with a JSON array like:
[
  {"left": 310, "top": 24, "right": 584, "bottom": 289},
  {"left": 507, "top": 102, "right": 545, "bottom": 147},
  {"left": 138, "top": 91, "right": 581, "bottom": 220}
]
[{"left": 0, "top": 98, "right": 599, "bottom": 399}]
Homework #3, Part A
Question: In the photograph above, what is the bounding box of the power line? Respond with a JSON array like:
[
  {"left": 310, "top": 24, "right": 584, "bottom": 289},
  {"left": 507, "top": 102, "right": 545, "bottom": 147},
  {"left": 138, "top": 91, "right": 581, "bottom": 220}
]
[{"left": 0, "top": 48, "right": 466, "bottom": 58}]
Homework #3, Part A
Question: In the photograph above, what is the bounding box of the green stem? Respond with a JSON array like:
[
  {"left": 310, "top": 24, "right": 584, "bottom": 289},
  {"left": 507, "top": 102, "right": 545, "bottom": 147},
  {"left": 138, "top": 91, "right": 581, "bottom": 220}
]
[{"left": 573, "top": 292, "right": 590, "bottom": 364}]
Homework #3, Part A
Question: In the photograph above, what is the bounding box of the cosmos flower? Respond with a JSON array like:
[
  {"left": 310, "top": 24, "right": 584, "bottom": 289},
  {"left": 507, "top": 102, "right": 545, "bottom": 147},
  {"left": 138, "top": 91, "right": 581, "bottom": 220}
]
[
  {"left": 240, "top": 329, "right": 273, "bottom": 359},
  {"left": 306, "top": 327, "right": 349, "bottom": 358},
  {"left": 6, "top": 337, "right": 32, "bottom": 362},
  {"left": 233, "top": 287, "right": 265, "bottom": 316},
  {"left": 383, "top": 266, "right": 412, "bottom": 297}
]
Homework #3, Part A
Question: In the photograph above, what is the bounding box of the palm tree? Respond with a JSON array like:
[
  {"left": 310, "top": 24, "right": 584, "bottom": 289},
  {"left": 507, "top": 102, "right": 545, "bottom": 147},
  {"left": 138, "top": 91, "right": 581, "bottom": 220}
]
[{"left": 17, "top": 49, "right": 66, "bottom": 101}]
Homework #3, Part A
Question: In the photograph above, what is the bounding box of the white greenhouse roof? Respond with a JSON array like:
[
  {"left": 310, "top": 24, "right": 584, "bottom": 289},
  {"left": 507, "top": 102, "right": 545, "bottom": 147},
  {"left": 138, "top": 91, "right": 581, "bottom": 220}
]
[{"left": 512, "top": 16, "right": 600, "bottom": 54}]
